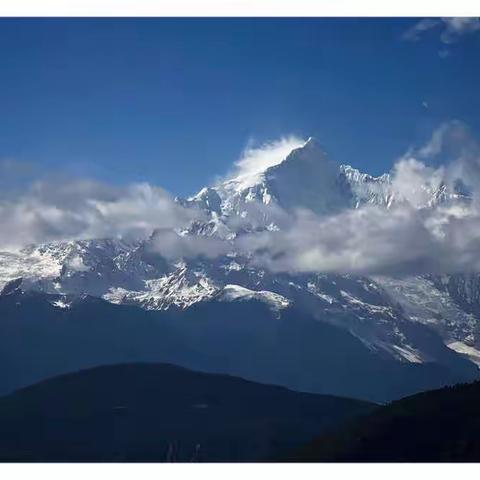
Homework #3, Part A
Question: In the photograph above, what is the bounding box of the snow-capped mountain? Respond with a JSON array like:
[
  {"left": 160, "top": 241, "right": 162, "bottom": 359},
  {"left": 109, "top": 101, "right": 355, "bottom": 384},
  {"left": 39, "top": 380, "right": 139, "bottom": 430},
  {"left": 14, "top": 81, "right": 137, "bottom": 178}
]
[
  {"left": 2, "top": 137, "right": 480, "bottom": 384},
  {"left": 186, "top": 137, "right": 392, "bottom": 219}
]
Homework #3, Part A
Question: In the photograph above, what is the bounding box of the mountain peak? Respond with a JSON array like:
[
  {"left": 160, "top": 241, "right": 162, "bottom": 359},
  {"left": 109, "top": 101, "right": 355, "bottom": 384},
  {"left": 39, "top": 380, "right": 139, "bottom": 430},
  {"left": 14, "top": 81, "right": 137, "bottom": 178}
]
[
  {"left": 269, "top": 136, "right": 332, "bottom": 176},
  {"left": 303, "top": 136, "right": 321, "bottom": 149},
  {"left": 187, "top": 136, "right": 342, "bottom": 215}
]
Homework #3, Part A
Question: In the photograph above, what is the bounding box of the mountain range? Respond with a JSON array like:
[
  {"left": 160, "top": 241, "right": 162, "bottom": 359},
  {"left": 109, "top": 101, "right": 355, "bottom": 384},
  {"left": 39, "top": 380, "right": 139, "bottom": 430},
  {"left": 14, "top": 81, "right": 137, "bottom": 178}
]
[{"left": 1, "top": 137, "right": 480, "bottom": 402}]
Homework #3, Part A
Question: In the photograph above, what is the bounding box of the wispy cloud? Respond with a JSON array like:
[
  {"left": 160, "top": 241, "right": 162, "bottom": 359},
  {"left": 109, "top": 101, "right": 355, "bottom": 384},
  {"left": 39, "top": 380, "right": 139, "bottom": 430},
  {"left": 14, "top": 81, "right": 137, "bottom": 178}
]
[
  {"left": 402, "top": 18, "right": 442, "bottom": 42},
  {"left": 223, "top": 135, "right": 305, "bottom": 184},
  {"left": 402, "top": 17, "right": 480, "bottom": 56},
  {"left": 440, "top": 17, "right": 480, "bottom": 44}
]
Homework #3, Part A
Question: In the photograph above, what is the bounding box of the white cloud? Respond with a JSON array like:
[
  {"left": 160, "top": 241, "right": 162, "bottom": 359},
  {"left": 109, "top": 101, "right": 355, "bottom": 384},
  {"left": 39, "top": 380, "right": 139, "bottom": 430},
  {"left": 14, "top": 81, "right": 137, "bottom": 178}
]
[
  {"left": 391, "top": 157, "right": 444, "bottom": 208},
  {"left": 149, "top": 124, "right": 480, "bottom": 277},
  {"left": 441, "top": 17, "right": 480, "bottom": 44},
  {"left": 230, "top": 122, "right": 480, "bottom": 276},
  {"left": 3, "top": 124, "right": 480, "bottom": 279},
  {"left": 236, "top": 203, "right": 480, "bottom": 276},
  {"left": 403, "top": 17, "right": 480, "bottom": 44},
  {"left": 225, "top": 135, "right": 305, "bottom": 184},
  {"left": 0, "top": 177, "right": 202, "bottom": 251},
  {"left": 416, "top": 120, "right": 480, "bottom": 199},
  {"left": 402, "top": 18, "right": 442, "bottom": 41},
  {"left": 148, "top": 228, "right": 231, "bottom": 261},
  {"left": 417, "top": 121, "right": 456, "bottom": 158}
]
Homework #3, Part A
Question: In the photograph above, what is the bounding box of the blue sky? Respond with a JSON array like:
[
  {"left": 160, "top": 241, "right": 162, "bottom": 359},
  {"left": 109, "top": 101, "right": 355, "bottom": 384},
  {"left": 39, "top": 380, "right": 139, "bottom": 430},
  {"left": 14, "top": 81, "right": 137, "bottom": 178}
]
[{"left": 0, "top": 18, "right": 479, "bottom": 196}]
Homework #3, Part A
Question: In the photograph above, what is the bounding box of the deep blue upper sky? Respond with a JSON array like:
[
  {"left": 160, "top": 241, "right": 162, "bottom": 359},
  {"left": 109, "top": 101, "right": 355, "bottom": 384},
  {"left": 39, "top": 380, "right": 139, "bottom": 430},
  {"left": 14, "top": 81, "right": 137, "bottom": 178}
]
[{"left": 0, "top": 18, "right": 479, "bottom": 196}]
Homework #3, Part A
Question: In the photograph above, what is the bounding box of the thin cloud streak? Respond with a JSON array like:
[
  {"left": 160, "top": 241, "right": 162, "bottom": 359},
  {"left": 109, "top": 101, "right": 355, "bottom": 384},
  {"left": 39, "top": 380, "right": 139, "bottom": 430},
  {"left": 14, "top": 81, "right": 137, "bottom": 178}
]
[{"left": 403, "top": 17, "right": 480, "bottom": 44}]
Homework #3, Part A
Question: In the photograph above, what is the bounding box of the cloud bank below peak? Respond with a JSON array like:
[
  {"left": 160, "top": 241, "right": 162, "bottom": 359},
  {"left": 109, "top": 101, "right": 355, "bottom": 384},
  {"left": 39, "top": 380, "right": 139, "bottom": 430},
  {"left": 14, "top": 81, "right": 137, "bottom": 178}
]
[
  {"left": 4, "top": 122, "right": 480, "bottom": 280},
  {"left": 152, "top": 121, "right": 480, "bottom": 277},
  {"left": 0, "top": 177, "right": 202, "bottom": 251},
  {"left": 235, "top": 121, "right": 480, "bottom": 276}
]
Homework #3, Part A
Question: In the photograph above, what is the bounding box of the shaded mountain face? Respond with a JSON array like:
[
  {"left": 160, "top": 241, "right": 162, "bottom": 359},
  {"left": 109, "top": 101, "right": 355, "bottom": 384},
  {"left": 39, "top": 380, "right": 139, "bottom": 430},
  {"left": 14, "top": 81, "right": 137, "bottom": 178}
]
[
  {"left": 0, "top": 363, "right": 375, "bottom": 462},
  {"left": 1, "top": 138, "right": 480, "bottom": 401},
  {"left": 0, "top": 288, "right": 477, "bottom": 402},
  {"left": 285, "top": 380, "right": 480, "bottom": 462}
]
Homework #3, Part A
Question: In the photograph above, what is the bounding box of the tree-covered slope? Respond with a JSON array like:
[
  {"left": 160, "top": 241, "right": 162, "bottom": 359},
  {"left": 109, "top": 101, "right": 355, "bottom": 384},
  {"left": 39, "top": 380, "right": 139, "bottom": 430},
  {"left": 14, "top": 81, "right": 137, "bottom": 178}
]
[{"left": 0, "top": 363, "right": 374, "bottom": 462}]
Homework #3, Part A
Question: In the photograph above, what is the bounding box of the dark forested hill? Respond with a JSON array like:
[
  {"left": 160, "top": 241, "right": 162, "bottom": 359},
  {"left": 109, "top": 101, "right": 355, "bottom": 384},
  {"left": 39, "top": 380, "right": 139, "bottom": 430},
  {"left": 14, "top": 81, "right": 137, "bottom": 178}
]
[
  {"left": 284, "top": 381, "right": 480, "bottom": 462},
  {"left": 0, "top": 362, "right": 374, "bottom": 462}
]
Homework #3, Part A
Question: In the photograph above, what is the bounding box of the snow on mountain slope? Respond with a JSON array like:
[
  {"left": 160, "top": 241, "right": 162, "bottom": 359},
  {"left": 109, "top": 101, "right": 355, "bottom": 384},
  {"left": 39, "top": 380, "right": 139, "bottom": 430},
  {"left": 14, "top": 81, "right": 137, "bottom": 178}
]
[
  {"left": 447, "top": 341, "right": 480, "bottom": 367},
  {"left": 0, "top": 250, "right": 61, "bottom": 292},
  {"left": 219, "top": 284, "right": 290, "bottom": 311},
  {"left": 376, "top": 275, "right": 479, "bottom": 345},
  {"left": 1, "top": 138, "right": 480, "bottom": 372},
  {"left": 376, "top": 274, "right": 480, "bottom": 365},
  {"left": 339, "top": 165, "right": 393, "bottom": 208},
  {"left": 104, "top": 262, "right": 220, "bottom": 310},
  {"left": 0, "top": 238, "right": 141, "bottom": 295}
]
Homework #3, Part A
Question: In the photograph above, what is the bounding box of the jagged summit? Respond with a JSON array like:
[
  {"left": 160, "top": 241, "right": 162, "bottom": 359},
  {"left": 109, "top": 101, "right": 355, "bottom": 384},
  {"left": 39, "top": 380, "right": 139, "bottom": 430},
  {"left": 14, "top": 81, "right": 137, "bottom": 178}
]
[
  {"left": 234, "top": 136, "right": 328, "bottom": 180},
  {"left": 184, "top": 186, "right": 223, "bottom": 214},
  {"left": 186, "top": 137, "right": 350, "bottom": 215},
  {"left": 270, "top": 136, "right": 331, "bottom": 171}
]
